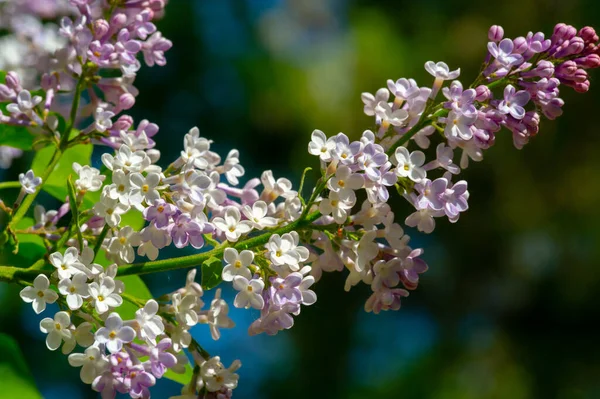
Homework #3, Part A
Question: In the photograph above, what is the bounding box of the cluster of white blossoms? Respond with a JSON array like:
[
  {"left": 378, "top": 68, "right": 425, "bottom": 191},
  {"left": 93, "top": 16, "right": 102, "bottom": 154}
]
[{"left": 2, "top": 0, "right": 599, "bottom": 396}]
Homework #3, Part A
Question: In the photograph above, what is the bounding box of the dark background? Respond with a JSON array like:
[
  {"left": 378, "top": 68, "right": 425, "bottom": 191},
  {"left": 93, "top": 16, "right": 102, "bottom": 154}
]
[{"left": 2, "top": 0, "right": 600, "bottom": 398}]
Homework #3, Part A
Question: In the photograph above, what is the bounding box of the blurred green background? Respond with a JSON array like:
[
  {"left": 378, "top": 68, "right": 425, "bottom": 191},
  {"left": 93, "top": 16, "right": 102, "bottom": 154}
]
[{"left": 2, "top": 0, "right": 600, "bottom": 398}]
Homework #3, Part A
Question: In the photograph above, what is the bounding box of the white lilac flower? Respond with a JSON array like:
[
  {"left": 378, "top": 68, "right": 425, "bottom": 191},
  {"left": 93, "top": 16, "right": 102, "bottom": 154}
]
[
  {"left": 134, "top": 299, "right": 164, "bottom": 345},
  {"left": 73, "top": 162, "right": 105, "bottom": 192},
  {"left": 424, "top": 61, "right": 460, "bottom": 99},
  {"left": 387, "top": 78, "right": 420, "bottom": 106},
  {"left": 19, "top": 274, "right": 58, "bottom": 314},
  {"left": 106, "top": 169, "right": 131, "bottom": 204},
  {"left": 212, "top": 207, "right": 252, "bottom": 242},
  {"left": 375, "top": 101, "right": 409, "bottom": 130},
  {"left": 50, "top": 247, "right": 87, "bottom": 279},
  {"left": 435, "top": 143, "right": 460, "bottom": 174},
  {"left": 175, "top": 269, "right": 204, "bottom": 298},
  {"left": 199, "top": 289, "right": 235, "bottom": 341},
  {"left": 393, "top": 147, "right": 427, "bottom": 183},
  {"left": 93, "top": 106, "right": 115, "bottom": 133},
  {"left": 40, "top": 311, "right": 73, "bottom": 351},
  {"left": 88, "top": 277, "right": 123, "bottom": 314},
  {"left": 319, "top": 190, "right": 356, "bottom": 225},
  {"left": 129, "top": 172, "right": 161, "bottom": 207},
  {"left": 308, "top": 129, "right": 336, "bottom": 162},
  {"left": 443, "top": 110, "right": 477, "bottom": 140},
  {"left": 199, "top": 357, "right": 240, "bottom": 393},
  {"left": 94, "top": 194, "right": 129, "bottom": 228},
  {"left": 232, "top": 276, "right": 265, "bottom": 310},
  {"left": 405, "top": 206, "right": 442, "bottom": 234},
  {"left": 222, "top": 248, "right": 253, "bottom": 282},
  {"left": 58, "top": 273, "right": 90, "bottom": 310},
  {"left": 6, "top": 90, "right": 42, "bottom": 117},
  {"left": 172, "top": 293, "right": 199, "bottom": 327},
  {"left": 361, "top": 88, "right": 389, "bottom": 116},
  {"left": 95, "top": 312, "right": 136, "bottom": 353},
  {"left": 107, "top": 226, "right": 140, "bottom": 264},
  {"left": 19, "top": 169, "right": 42, "bottom": 194},
  {"left": 327, "top": 165, "right": 363, "bottom": 198},
  {"left": 68, "top": 346, "right": 109, "bottom": 384},
  {"left": 78, "top": 247, "right": 104, "bottom": 277},
  {"left": 265, "top": 232, "right": 309, "bottom": 271},
  {"left": 101, "top": 144, "right": 150, "bottom": 173},
  {"left": 260, "top": 170, "right": 297, "bottom": 201},
  {"left": 221, "top": 149, "right": 244, "bottom": 185},
  {"left": 241, "top": 200, "right": 278, "bottom": 229},
  {"left": 353, "top": 230, "right": 379, "bottom": 273}
]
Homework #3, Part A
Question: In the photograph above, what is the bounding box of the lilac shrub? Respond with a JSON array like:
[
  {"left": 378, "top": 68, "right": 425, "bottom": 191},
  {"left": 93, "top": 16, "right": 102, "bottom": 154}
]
[{"left": 0, "top": 1, "right": 599, "bottom": 397}]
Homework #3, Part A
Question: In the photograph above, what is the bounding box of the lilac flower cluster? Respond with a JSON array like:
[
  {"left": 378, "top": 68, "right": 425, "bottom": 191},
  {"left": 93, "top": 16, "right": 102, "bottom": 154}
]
[{"left": 2, "top": 4, "right": 599, "bottom": 397}]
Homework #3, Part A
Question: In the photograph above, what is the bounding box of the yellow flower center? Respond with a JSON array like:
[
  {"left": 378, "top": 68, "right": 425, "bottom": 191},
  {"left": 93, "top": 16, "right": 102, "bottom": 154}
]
[
  {"left": 142, "top": 184, "right": 149, "bottom": 193},
  {"left": 109, "top": 331, "right": 117, "bottom": 339},
  {"left": 234, "top": 260, "right": 242, "bottom": 268},
  {"left": 98, "top": 295, "right": 105, "bottom": 302}
]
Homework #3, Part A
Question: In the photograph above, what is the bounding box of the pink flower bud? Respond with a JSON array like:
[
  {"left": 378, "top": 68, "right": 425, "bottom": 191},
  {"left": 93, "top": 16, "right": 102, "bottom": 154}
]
[
  {"left": 578, "top": 26, "right": 598, "bottom": 45},
  {"left": 552, "top": 23, "right": 577, "bottom": 44},
  {"left": 94, "top": 19, "right": 110, "bottom": 40},
  {"left": 513, "top": 37, "right": 528, "bottom": 54},
  {"left": 110, "top": 13, "right": 127, "bottom": 29},
  {"left": 475, "top": 85, "right": 491, "bottom": 102},
  {"left": 574, "top": 54, "right": 600, "bottom": 69},
  {"left": 555, "top": 60, "right": 578, "bottom": 76},
  {"left": 113, "top": 115, "right": 134, "bottom": 131},
  {"left": 573, "top": 80, "right": 590, "bottom": 93},
  {"left": 118, "top": 93, "right": 135, "bottom": 111},
  {"left": 488, "top": 25, "right": 504, "bottom": 42},
  {"left": 5, "top": 71, "right": 21, "bottom": 91}
]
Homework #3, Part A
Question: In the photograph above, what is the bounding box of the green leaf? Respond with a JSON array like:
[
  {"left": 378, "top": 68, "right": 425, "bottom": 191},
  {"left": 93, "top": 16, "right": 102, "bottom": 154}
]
[
  {"left": 0, "top": 333, "right": 42, "bottom": 399},
  {"left": 31, "top": 143, "right": 92, "bottom": 202},
  {"left": 201, "top": 256, "right": 222, "bottom": 290},
  {"left": 0, "top": 217, "right": 46, "bottom": 265},
  {"left": 164, "top": 365, "right": 194, "bottom": 386},
  {"left": 0, "top": 125, "right": 35, "bottom": 150}
]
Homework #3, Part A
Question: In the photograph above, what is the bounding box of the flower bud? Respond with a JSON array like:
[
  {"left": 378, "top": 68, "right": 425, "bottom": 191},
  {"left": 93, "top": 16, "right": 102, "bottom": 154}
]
[
  {"left": 110, "top": 13, "right": 127, "bottom": 29},
  {"left": 113, "top": 115, "right": 134, "bottom": 132},
  {"left": 147, "top": 149, "right": 161, "bottom": 164},
  {"left": 513, "top": 37, "right": 528, "bottom": 54},
  {"left": 0, "top": 84, "right": 14, "bottom": 101},
  {"left": 474, "top": 85, "right": 491, "bottom": 102},
  {"left": 118, "top": 93, "right": 135, "bottom": 111},
  {"left": 555, "top": 60, "right": 578, "bottom": 77},
  {"left": 574, "top": 53, "right": 600, "bottom": 69},
  {"left": 5, "top": 71, "right": 21, "bottom": 91},
  {"left": 571, "top": 68, "right": 588, "bottom": 83},
  {"left": 573, "top": 80, "right": 590, "bottom": 93},
  {"left": 552, "top": 23, "right": 577, "bottom": 44},
  {"left": 578, "top": 26, "right": 598, "bottom": 45},
  {"left": 522, "top": 111, "right": 540, "bottom": 136},
  {"left": 521, "top": 60, "right": 555, "bottom": 79},
  {"left": 488, "top": 25, "right": 504, "bottom": 42},
  {"left": 94, "top": 19, "right": 110, "bottom": 40}
]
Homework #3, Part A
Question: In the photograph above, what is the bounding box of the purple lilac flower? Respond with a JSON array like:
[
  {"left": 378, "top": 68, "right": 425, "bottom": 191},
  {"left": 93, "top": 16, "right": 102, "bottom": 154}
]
[
  {"left": 270, "top": 273, "right": 303, "bottom": 307},
  {"left": 487, "top": 38, "right": 523, "bottom": 69},
  {"left": 143, "top": 199, "right": 177, "bottom": 228},
  {"left": 168, "top": 213, "right": 213, "bottom": 249},
  {"left": 498, "top": 85, "right": 530, "bottom": 120}
]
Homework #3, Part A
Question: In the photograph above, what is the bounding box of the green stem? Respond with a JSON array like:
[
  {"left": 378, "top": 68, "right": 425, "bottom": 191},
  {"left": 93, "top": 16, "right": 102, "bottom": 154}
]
[
  {"left": 9, "top": 72, "right": 86, "bottom": 229},
  {"left": 116, "top": 211, "right": 322, "bottom": 277},
  {"left": 0, "top": 266, "right": 51, "bottom": 283},
  {"left": 0, "top": 181, "right": 21, "bottom": 190},
  {"left": 93, "top": 224, "right": 110, "bottom": 261}
]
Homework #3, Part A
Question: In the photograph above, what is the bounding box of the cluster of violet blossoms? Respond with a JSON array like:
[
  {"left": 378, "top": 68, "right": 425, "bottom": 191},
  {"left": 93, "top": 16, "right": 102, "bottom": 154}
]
[{"left": 1, "top": 1, "right": 599, "bottom": 396}]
